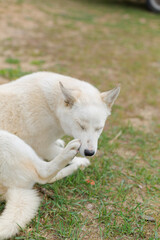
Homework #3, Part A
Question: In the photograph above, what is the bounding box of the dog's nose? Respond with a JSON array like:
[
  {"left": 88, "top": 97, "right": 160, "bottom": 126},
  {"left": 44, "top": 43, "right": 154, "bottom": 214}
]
[{"left": 84, "top": 149, "right": 95, "bottom": 156}]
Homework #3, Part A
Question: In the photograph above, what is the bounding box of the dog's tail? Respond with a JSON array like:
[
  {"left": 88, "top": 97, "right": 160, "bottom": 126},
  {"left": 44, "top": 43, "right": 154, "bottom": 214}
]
[{"left": 0, "top": 188, "right": 40, "bottom": 240}]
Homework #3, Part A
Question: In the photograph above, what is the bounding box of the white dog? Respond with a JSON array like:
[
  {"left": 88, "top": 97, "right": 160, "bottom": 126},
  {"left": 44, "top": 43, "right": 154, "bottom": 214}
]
[{"left": 0, "top": 72, "right": 120, "bottom": 239}]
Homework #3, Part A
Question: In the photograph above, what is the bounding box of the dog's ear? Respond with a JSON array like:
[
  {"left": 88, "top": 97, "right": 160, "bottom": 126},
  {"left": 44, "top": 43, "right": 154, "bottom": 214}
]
[
  {"left": 101, "top": 86, "right": 120, "bottom": 109},
  {"left": 59, "top": 82, "right": 76, "bottom": 106}
]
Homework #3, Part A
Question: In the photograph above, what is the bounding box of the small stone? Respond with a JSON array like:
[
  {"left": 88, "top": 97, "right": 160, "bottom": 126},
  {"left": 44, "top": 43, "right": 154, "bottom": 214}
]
[
  {"left": 141, "top": 215, "right": 156, "bottom": 222},
  {"left": 86, "top": 203, "right": 94, "bottom": 210}
]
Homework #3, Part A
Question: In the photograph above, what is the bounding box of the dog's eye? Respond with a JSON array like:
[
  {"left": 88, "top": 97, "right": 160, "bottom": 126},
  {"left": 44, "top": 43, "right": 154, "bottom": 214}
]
[
  {"left": 95, "top": 127, "right": 103, "bottom": 132},
  {"left": 80, "top": 125, "right": 86, "bottom": 130},
  {"left": 78, "top": 123, "right": 86, "bottom": 130}
]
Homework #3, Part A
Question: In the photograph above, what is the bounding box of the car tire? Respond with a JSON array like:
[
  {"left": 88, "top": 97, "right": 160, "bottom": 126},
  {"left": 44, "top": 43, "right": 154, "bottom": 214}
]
[{"left": 147, "top": 0, "right": 160, "bottom": 12}]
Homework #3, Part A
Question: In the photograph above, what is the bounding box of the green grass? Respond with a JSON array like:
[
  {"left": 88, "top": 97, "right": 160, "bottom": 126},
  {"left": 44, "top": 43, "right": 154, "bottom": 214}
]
[
  {"left": 5, "top": 58, "right": 20, "bottom": 64},
  {"left": 30, "top": 60, "right": 45, "bottom": 66},
  {"left": 0, "top": 0, "right": 160, "bottom": 239},
  {"left": 4, "top": 126, "right": 158, "bottom": 239},
  {"left": 0, "top": 68, "right": 30, "bottom": 80}
]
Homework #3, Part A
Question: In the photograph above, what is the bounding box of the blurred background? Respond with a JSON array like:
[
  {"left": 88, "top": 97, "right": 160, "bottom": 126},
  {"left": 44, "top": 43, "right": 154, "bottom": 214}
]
[
  {"left": 0, "top": 0, "right": 159, "bottom": 131},
  {"left": 0, "top": 0, "right": 160, "bottom": 239}
]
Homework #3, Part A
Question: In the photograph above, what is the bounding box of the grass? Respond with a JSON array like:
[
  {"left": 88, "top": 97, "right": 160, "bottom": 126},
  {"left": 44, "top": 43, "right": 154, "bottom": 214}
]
[
  {"left": 0, "top": 0, "right": 160, "bottom": 239},
  {"left": 0, "top": 68, "right": 29, "bottom": 80},
  {"left": 5, "top": 58, "right": 20, "bottom": 64},
  {"left": 9, "top": 126, "right": 159, "bottom": 240},
  {"left": 30, "top": 60, "right": 45, "bottom": 66}
]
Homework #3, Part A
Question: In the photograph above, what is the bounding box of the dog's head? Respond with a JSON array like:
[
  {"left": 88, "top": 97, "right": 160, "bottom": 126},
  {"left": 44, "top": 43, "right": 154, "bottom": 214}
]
[{"left": 58, "top": 82, "right": 120, "bottom": 157}]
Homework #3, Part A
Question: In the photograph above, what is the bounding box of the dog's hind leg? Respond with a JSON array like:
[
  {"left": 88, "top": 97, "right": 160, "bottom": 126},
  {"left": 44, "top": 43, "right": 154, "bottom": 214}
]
[
  {"left": 0, "top": 132, "right": 80, "bottom": 239},
  {"left": 48, "top": 157, "right": 90, "bottom": 183},
  {"left": 35, "top": 139, "right": 81, "bottom": 184}
]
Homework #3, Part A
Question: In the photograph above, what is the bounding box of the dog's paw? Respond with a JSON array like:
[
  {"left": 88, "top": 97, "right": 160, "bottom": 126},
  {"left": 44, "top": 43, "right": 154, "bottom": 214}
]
[
  {"left": 55, "top": 139, "right": 65, "bottom": 148},
  {"left": 63, "top": 139, "right": 81, "bottom": 161},
  {"left": 71, "top": 157, "right": 90, "bottom": 170}
]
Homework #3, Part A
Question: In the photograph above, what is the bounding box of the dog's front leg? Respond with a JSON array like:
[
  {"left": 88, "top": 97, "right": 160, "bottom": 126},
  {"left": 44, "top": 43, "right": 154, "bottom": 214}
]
[
  {"left": 48, "top": 157, "right": 90, "bottom": 183},
  {"left": 41, "top": 139, "right": 65, "bottom": 161},
  {"left": 36, "top": 139, "right": 81, "bottom": 184}
]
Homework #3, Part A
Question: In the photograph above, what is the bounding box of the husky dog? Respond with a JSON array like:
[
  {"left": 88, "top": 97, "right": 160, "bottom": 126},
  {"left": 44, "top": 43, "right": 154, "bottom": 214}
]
[{"left": 0, "top": 72, "right": 120, "bottom": 239}]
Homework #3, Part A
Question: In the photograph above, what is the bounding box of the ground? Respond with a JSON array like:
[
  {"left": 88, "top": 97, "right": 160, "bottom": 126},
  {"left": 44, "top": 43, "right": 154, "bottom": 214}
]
[{"left": 0, "top": 0, "right": 160, "bottom": 239}]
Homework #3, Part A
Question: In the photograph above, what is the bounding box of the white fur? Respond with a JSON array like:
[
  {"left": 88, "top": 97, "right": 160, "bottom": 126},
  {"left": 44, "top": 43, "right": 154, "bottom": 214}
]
[
  {"left": 0, "top": 130, "right": 81, "bottom": 239},
  {"left": 0, "top": 188, "right": 40, "bottom": 240},
  {"left": 0, "top": 72, "right": 120, "bottom": 239}
]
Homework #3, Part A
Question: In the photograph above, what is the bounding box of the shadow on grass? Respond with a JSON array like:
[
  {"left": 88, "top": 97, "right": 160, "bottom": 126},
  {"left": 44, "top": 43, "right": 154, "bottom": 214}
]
[{"left": 78, "top": 0, "right": 148, "bottom": 13}]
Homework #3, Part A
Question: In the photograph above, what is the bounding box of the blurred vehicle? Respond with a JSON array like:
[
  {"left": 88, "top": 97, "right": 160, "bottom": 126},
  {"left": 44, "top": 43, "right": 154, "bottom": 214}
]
[{"left": 147, "top": 0, "right": 160, "bottom": 12}]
